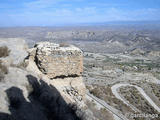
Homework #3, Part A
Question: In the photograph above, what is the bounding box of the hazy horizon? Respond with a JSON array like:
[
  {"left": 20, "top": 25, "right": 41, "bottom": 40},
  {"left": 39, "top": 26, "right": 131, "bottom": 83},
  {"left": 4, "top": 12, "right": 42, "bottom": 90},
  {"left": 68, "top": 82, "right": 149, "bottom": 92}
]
[
  {"left": 0, "top": 20, "right": 160, "bottom": 28},
  {"left": 0, "top": 0, "right": 160, "bottom": 27}
]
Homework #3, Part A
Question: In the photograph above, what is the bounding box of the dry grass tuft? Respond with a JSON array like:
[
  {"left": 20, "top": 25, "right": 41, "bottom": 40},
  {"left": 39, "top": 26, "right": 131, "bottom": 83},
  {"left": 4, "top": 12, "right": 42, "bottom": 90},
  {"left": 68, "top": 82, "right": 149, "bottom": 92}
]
[
  {"left": 0, "top": 46, "right": 9, "bottom": 81},
  {"left": 87, "top": 85, "right": 135, "bottom": 116},
  {"left": 0, "top": 60, "right": 8, "bottom": 81},
  {"left": 0, "top": 65, "right": 8, "bottom": 75},
  {"left": 0, "top": 60, "right": 8, "bottom": 74},
  {"left": 0, "top": 46, "right": 10, "bottom": 58}
]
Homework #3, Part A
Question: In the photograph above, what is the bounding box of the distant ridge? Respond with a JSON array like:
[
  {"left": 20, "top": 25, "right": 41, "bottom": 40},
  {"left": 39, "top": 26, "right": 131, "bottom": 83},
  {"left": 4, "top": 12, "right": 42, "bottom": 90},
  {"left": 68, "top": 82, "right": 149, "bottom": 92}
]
[{"left": 0, "top": 20, "right": 160, "bottom": 27}]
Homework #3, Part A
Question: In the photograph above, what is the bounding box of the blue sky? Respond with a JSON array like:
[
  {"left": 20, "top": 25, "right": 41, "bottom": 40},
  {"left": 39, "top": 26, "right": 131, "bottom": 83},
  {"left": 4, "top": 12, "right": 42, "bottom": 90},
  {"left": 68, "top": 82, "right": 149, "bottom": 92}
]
[{"left": 0, "top": 0, "right": 160, "bottom": 26}]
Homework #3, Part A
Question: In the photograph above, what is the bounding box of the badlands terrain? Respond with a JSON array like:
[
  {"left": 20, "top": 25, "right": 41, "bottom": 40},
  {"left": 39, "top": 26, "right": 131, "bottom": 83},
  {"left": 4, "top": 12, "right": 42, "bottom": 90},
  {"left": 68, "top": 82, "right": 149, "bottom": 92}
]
[{"left": 0, "top": 25, "right": 160, "bottom": 120}]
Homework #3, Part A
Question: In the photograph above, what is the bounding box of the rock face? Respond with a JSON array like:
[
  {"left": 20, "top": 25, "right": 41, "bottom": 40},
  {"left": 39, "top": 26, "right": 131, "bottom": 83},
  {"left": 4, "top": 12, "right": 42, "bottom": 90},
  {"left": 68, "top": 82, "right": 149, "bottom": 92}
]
[{"left": 34, "top": 42, "right": 83, "bottom": 78}]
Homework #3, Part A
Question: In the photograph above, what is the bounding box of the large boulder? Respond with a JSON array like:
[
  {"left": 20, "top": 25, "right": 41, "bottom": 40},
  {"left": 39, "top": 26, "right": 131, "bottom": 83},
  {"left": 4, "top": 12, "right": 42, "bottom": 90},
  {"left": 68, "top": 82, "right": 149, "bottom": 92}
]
[{"left": 34, "top": 42, "right": 83, "bottom": 78}]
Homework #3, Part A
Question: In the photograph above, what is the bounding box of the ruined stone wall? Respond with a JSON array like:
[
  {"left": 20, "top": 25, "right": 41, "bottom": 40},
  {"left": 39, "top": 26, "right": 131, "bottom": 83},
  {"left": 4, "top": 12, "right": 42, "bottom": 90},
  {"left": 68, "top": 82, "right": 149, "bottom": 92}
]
[
  {"left": 27, "top": 42, "right": 86, "bottom": 104},
  {"left": 34, "top": 42, "right": 83, "bottom": 79}
]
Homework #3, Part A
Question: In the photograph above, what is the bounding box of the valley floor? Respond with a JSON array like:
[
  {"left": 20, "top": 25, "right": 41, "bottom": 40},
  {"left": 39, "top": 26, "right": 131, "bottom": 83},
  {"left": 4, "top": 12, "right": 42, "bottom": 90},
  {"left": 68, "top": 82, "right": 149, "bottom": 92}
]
[{"left": 84, "top": 51, "right": 160, "bottom": 120}]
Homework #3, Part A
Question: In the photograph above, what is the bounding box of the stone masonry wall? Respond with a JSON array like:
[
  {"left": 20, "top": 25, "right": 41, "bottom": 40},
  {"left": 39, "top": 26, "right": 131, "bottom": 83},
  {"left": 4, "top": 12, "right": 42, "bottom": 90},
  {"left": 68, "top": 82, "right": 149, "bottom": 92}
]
[{"left": 34, "top": 42, "right": 83, "bottom": 79}]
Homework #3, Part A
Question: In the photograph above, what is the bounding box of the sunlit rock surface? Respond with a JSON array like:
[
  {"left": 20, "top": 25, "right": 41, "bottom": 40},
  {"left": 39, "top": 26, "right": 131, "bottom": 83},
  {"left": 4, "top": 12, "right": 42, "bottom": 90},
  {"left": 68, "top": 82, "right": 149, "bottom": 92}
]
[{"left": 34, "top": 42, "right": 83, "bottom": 78}]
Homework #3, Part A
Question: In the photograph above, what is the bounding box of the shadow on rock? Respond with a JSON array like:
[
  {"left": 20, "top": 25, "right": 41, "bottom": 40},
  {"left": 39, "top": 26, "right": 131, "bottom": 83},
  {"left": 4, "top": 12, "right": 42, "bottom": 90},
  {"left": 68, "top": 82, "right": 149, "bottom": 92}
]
[{"left": 0, "top": 75, "right": 83, "bottom": 120}]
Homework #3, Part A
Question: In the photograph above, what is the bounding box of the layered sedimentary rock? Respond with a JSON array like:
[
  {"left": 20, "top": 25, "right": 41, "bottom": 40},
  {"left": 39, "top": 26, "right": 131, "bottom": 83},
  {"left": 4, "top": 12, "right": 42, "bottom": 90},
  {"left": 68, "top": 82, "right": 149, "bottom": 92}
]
[{"left": 34, "top": 42, "right": 83, "bottom": 79}]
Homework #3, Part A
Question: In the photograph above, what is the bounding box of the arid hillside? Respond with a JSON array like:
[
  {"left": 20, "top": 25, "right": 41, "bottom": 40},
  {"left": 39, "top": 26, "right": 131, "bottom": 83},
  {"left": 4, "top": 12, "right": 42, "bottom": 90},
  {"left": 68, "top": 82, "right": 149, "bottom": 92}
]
[
  {"left": 0, "top": 25, "right": 160, "bottom": 120},
  {"left": 0, "top": 25, "right": 160, "bottom": 53}
]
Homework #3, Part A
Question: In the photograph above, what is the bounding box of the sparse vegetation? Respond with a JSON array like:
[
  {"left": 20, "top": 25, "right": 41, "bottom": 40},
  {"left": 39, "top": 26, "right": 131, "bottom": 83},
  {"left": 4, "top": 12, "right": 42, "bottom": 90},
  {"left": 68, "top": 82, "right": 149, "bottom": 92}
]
[
  {"left": 0, "top": 46, "right": 10, "bottom": 81},
  {"left": 152, "top": 72, "right": 160, "bottom": 79},
  {"left": 103, "top": 56, "right": 121, "bottom": 63},
  {"left": 120, "top": 86, "right": 159, "bottom": 116},
  {"left": 0, "top": 46, "right": 10, "bottom": 58},
  {"left": 149, "top": 83, "right": 160, "bottom": 101},
  {"left": 86, "top": 100, "right": 114, "bottom": 120},
  {"left": 117, "top": 62, "right": 160, "bottom": 72},
  {"left": 87, "top": 85, "right": 135, "bottom": 115},
  {"left": 0, "top": 72, "right": 4, "bottom": 81},
  {"left": 0, "top": 61, "right": 8, "bottom": 81},
  {"left": 0, "top": 60, "right": 8, "bottom": 74}
]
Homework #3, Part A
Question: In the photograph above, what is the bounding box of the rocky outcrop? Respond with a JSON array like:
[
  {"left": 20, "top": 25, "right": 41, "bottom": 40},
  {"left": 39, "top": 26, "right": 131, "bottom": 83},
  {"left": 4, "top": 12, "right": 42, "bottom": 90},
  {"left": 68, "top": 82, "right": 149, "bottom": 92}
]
[
  {"left": 0, "top": 38, "right": 32, "bottom": 113},
  {"left": 0, "top": 39, "right": 91, "bottom": 119},
  {"left": 27, "top": 41, "right": 86, "bottom": 105}
]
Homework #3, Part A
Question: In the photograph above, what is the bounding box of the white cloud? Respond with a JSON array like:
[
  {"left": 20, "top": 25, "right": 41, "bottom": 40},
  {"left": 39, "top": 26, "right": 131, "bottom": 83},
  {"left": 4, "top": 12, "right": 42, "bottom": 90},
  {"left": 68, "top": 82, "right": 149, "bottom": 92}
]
[
  {"left": 24, "top": 0, "right": 59, "bottom": 9},
  {"left": 9, "top": 0, "right": 160, "bottom": 23}
]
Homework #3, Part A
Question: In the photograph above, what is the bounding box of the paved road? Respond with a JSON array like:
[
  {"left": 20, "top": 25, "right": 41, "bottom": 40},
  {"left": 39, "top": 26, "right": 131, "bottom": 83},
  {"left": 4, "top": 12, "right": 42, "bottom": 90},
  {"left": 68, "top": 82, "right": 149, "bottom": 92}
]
[
  {"left": 86, "top": 92, "right": 129, "bottom": 120},
  {"left": 111, "top": 84, "right": 140, "bottom": 112},
  {"left": 111, "top": 83, "right": 160, "bottom": 113}
]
